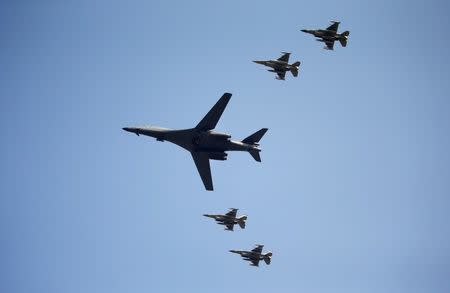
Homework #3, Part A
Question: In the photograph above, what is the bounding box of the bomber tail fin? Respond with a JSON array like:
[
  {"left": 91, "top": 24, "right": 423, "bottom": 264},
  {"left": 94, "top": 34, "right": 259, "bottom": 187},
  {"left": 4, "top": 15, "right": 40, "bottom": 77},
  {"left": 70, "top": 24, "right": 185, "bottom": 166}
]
[
  {"left": 249, "top": 149, "right": 261, "bottom": 162},
  {"left": 243, "top": 128, "right": 268, "bottom": 162},
  {"left": 242, "top": 128, "right": 268, "bottom": 145}
]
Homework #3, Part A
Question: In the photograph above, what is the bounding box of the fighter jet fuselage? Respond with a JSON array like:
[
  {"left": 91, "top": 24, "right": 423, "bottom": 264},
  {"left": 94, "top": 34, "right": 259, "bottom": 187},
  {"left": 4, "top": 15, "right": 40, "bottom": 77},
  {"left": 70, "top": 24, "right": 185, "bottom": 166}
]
[
  {"left": 203, "top": 208, "right": 247, "bottom": 230},
  {"left": 301, "top": 29, "right": 347, "bottom": 42},
  {"left": 253, "top": 52, "right": 301, "bottom": 80},
  {"left": 229, "top": 245, "right": 272, "bottom": 266},
  {"left": 301, "top": 21, "right": 349, "bottom": 50}
]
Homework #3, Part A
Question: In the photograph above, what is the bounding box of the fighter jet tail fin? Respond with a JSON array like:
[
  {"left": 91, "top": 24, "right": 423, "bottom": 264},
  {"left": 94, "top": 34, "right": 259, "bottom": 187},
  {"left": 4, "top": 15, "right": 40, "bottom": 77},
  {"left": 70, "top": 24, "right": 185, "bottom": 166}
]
[
  {"left": 238, "top": 215, "right": 247, "bottom": 229},
  {"left": 290, "top": 62, "right": 300, "bottom": 77},
  {"left": 263, "top": 252, "right": 272, "bottom": 265},
  {"left": 242, "top": 128, "right": 268, "bottom": 145},
  {"left": 339, "top": 31, "right": 349, "bottom": 47},
  {"left": 249, "top": 149, "right": 261, "bottom": 162}
]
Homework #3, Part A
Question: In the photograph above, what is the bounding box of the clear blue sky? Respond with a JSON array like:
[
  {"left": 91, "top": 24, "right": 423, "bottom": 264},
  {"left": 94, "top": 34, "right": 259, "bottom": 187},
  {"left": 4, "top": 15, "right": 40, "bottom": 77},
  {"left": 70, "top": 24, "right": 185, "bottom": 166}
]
[{"left": 1, "top": 0, "right": 450, "bottom": 292}]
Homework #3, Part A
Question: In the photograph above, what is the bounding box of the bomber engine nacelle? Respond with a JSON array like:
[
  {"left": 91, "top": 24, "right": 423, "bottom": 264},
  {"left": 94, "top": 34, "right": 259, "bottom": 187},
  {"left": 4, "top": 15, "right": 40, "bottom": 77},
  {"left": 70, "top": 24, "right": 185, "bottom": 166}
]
[
  {"left": 208, "top": 152, "right": 228, "bottom": 161},
  {"left": 208, "top": 131, "right": 231, "bottom": 139}
]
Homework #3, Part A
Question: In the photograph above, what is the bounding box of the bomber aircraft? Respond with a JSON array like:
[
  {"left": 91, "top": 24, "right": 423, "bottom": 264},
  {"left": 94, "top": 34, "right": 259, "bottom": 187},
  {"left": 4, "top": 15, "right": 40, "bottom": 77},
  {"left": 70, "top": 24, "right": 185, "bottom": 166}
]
[
  {"left": 253, "top": 52, "right": 301, "bottom": 80},
  {"left": 301, "top": 21, "right": 349, "bottom": 50},
  {"left": 230, "top": 244, "right": 272, "bottom": 267},
  {"left": 203, "top": 208, "right": 247, "bottom": 231},
  {"left": 123, "top": 93, "right": 268, "bottom": 191}
]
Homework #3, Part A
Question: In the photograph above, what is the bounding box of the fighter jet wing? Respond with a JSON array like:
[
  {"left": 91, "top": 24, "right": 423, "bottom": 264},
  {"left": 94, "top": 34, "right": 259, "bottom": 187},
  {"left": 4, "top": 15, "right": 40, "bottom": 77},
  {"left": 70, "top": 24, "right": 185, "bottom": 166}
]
[
  {"left": 277, "top": 52, "right": 290, "bottom": 63},
  {"left": 191, "top": 152, "right": 213, "bottom": 190},
  {"left": 250, "top": 258, "right": 260, "bottom": 266},
  {"left": 326, "top": 21, "right": 340, "bottom": 32},
  {"left": 225, "top": 208, "right": 238, "bottom": 218},
  {"left": 225, "top": 223, "right": 234, "bottom": 231},
  {"left": 195, "top": 93, "right": 232, "bottom": 131},
  {"left": 325, "top": 40, "right": 335, "bottom": 50},
  {"left": 276, "top": 71, "right": 286, "bottom": 80},
  {"left": 252, "top": 245, "right": 264, "bottom": 254}
]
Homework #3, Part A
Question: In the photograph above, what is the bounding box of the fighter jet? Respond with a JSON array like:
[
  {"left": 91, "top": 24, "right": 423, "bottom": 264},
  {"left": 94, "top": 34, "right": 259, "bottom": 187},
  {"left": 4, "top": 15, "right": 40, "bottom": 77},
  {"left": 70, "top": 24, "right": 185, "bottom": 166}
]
[
  {"left": 301, "top": 21, "right": 349, "bottom": 50},
  {"left": 123, "top": 93, "right": 268, "bottom": 191},
  {"left": 203, "top": 208, "right": 247, "bottom": 231},
  {"left": 253, "top": 52, "right": 301, "bottom": 80},
  {"left": 229, "top": 244, "right": 272, "bottom": 267}
]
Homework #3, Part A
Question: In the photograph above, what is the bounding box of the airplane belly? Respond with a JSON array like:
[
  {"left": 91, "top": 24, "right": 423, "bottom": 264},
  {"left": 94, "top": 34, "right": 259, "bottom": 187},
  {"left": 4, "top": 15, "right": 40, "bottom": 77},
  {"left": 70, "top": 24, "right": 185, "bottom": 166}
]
[{"left": 193, "top": 133, "right": 229, "bottom": 151}]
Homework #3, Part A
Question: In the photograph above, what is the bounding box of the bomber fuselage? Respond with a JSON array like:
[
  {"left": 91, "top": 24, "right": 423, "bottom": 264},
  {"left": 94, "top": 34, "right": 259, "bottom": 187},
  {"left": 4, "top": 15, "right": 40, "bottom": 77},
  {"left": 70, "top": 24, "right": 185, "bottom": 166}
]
[{"left": 122, "top": 126, "right": 260, "bottom": 159}]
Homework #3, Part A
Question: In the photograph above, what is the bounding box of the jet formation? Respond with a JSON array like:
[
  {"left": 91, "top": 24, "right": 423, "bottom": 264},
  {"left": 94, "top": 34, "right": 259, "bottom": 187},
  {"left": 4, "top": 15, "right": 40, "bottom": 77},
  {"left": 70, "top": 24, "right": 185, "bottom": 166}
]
[
  {"left": 253, "top": 52, "right": 301, "bottom": 80},
  {"left": 123, "top": 93, "right": 268, "bottom": 191},
  {"left": 230, "top": 244, "right": 272, "bottom": 266},
  {"left": 301, "top": 21, "right": 350, "bottom": 50},
  {"left": 203, "top": 208, "right": 247, "bottom": 231},
  {"left": 123, "top": 20, "right": 350, "bottom": 268}
]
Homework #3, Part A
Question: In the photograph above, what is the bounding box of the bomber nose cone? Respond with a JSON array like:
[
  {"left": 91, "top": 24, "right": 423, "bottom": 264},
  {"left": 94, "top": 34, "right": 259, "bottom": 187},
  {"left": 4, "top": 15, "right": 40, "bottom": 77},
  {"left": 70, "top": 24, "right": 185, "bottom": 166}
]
[{"left": 122, "top": 127, "right": 139, "bottom": 136}]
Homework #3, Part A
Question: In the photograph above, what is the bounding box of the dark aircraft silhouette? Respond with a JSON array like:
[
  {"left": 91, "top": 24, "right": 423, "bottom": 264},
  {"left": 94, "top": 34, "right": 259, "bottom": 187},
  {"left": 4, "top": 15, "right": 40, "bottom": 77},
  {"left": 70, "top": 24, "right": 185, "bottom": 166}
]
[
  {"left": 123, "top": 93, "right": 268, "bottom": 191},
  {"left": 301, "top": 21, "right": 349, "bottom": 50},
  {"left": 230, "top": 244, "right": 272, "bottom": 266},
  {"left": 203, "top": 208, "right": 247, "bottom": 231},
  {"left": 253, "top": 52, "right": 301, "bottom": 80}
]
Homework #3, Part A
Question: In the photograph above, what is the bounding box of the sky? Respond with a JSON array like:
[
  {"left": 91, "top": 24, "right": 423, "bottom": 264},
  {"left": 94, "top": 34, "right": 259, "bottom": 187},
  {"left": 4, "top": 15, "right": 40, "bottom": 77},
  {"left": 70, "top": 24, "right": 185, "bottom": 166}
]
[{"left": 1, "top": 0, "right": 450, "bottom": 292}]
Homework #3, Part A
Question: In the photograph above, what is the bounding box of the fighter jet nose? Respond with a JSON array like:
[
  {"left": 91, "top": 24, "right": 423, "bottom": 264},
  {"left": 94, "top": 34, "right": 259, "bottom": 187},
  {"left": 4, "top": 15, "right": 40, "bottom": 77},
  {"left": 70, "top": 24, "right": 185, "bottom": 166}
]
[
  {"left": 122, "top": 127, "right": 130, "bottom": 131},
  {"left": 301, "top": 29, "right": 307, "bottom": 32}
]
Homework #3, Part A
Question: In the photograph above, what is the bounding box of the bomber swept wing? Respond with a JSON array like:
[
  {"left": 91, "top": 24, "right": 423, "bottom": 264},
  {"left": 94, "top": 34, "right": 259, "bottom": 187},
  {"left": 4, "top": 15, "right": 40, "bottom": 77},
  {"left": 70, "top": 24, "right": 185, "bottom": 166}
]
[
  {"left": 191, "top": 152, "right": 213, "bottom": 191},
  {"left": 191, "top": 93, "right": 232, "bottom": 190},
  {"left": 195, "top": 93, "right": 231, "bottom": 131}
]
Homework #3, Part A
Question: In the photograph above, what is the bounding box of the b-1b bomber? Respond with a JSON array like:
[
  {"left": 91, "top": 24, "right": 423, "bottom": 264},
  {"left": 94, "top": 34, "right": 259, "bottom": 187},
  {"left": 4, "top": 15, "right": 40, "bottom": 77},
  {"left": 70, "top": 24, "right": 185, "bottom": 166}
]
[
  {"left": 203, "top": 208, "right": 247, "bottom": 231},
  {"left": 301, "top": 21, "right": 349, "bottom": 50},
  {"left": 230, "top": 244, "right": 272, "bottom": 267},
  {"left": 123, "top": 93, "right": 268, "bottom": 191}
]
